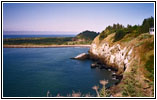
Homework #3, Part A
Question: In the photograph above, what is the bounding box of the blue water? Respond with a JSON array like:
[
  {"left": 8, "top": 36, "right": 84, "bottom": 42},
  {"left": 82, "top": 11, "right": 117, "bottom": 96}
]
[
  {"left": 3, "top": 35, "right": 75, "bottom": 39},
  {"left": 3, "top": 48, "right": 117, "bottom": 97},
  {"left": 3, "top": 31, "right": 76, "bottom": 38}
]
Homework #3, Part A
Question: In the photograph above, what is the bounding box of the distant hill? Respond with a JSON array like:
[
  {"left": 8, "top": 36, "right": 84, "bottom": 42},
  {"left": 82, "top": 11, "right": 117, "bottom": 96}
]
[
  {"left": 3, "top": 30, "right": 98, "bottom": 45},
  {"left": 73, "top": 30, "right": 99, "bottom": 41}
]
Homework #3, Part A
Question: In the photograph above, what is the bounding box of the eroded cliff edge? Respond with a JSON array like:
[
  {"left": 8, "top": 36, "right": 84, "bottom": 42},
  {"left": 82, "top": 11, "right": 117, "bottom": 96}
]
[
  {"left": 89, "top": 33, "right": 135, "bottom": 74},
  {"left": 89, "top": 33, "right": 154, "bottom": 97}
]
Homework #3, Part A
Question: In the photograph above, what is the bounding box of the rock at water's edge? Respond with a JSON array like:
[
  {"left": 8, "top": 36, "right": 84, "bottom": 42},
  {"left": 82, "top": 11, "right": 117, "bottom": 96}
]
[
  {"left": 91, "top": 63, "right": 99, "bottom": 68},
  {"left": 71, "top": 53, "right": 89, "bottom": 60}
]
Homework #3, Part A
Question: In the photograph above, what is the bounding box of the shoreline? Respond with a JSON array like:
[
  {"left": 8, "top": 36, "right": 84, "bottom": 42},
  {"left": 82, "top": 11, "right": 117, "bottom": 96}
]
[{"left": 3, "top": 45, "right": 91, "bottom": 48}]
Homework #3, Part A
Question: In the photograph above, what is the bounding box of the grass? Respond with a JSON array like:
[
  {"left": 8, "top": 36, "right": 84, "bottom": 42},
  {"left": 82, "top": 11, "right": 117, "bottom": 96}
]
[
  {"left": 96, "top": 33, "right": 154, "bottom": 97},
  {"left": 138, "top": 37, "right": 154, "bottom": 81},
  {"left": 123, "top": 35, "right": 154, "bottom": 97},
  {"left": 120, "top": 32, "right": 138, "bottom": 42},
  {"left": 137, "top": 34, "right": 152, "bottom": 40},
  {"left": 135, "top": 41, "right": 144, "bottom": 47},
  {"left": 106, "top": 33, "right": 154, "bottom": 97},
  {"left": 145, "top": 55, "right": 154, "bottom": 81},
  {"left": 121, "top": 64, "right": 146, "bottom": 97},
  {"left": 99, "top": 32, "right": 108, "bottom": 40}
]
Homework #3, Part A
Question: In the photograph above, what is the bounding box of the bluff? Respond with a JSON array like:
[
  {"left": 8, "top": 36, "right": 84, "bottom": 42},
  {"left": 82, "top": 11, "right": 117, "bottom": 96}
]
[
  {"left": 89, "top": 33, "right": 134, "bottom": 74},
  {"left": 89, "top": 33, "right": 154, "bottom": 97}
]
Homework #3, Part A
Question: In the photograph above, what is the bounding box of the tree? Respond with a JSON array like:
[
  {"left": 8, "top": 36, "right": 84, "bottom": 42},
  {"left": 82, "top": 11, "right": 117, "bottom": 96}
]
[
  {"left": 114, "top": 29, "right": 126, "bottom": 42},
  {"left": 141, "top": 17, "right": 154, "bottom": 33}
]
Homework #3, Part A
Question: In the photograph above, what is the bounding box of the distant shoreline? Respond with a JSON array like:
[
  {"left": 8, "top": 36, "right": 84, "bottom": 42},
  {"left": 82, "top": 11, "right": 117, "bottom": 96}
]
[{"left": 3, "top": 45, "right": 91, "bottom": 48}]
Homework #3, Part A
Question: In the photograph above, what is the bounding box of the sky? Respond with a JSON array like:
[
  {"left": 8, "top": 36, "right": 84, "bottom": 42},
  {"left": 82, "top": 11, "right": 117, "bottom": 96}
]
[{"left": 3, "top": 3, "right": 154, "bottom": 35}]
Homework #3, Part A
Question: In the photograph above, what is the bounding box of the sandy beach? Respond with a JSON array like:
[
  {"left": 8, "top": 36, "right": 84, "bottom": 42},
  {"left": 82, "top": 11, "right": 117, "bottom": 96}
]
[{"left": 3, "top": 45, "right": 91, "bottom": 48}]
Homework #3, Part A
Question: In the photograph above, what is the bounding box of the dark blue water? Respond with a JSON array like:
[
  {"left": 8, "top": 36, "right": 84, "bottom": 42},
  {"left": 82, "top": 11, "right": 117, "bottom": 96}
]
[
  {"left": 3, "top": 35, "right": 75, "bottom": 39},
  {"left": 3, "top": 48, "right": 117, "bottom": 97},
  {"left": 3, "top": 31, "right": 76, "bottom": 39}
]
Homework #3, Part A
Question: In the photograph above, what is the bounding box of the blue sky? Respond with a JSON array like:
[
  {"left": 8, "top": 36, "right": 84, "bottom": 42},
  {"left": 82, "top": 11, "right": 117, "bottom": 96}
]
[{"left": 3, "top": 3, "right": 154, "bottom": 34}]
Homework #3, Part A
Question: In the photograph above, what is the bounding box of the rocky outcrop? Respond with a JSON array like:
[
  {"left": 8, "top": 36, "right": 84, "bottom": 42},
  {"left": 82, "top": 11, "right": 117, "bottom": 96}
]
[
  {"left": 89, "top": 33, "right": 154, "bottom": 97},
  {"left": 89, "top": 37, "right": 134, "bottom": 74},
  {"left": 71, "top": 53, "right": 89, "bottom": 60}
]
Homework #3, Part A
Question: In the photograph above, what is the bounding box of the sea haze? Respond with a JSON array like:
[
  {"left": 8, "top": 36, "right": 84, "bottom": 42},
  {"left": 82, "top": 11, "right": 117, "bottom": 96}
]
[{"left": 3, "top": 47, "right": 118, "bottom": 97}]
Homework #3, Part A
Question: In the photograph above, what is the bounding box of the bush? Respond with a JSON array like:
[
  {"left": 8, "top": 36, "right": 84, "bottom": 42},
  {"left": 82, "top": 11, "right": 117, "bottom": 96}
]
[
  {"left": 122, "top": 65, "right": 145, "bottom": 97},
  {"left": 138, "top": 34, "right": 152, "bottom": 40},
  {"left": 99, "top": 32, "right": 107, "bottom": 40},
  {"left": 114, "top": 29, "right": 126, "bottom": 42},
  {"left": 98, "top": 17, "right": 154, "bottom": 42},
  {"left": 145, "top": 55, "right": 154, "bottom": 81},
  {"left": 144, "top": 41, "right": 154, "bottom": 51},
  {"left": 141, "top": 17, "right": 154, "bottom": 33}
]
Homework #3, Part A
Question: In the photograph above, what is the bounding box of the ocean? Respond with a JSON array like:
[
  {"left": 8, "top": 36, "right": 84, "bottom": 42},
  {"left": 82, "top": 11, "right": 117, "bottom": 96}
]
[
  {"left": 3, "top": 35, "right": 75, "bottom": 39},
  {"left": 3, "top": 47, "right": 117, "bottom": 97},
  {"left": 3, "top": 31, "right": 76, "bottom": 38}
]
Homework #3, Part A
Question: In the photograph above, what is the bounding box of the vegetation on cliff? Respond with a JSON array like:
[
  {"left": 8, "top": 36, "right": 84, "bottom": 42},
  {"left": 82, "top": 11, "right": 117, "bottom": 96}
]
[
  {"left": 99, "top": 17, "right": 154, "bottom": 42},
  {"left": 3, "top": 16, "right": 154, "bottom": 97},
  {"left": 90, "top": 17, "right": 154, "bottom": 97}
]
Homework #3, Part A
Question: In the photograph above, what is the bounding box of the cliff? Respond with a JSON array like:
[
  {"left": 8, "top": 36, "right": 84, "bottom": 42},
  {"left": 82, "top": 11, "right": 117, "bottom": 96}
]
[
  {"left": 89, "top": 33, "right": 154, "bottom": 97},
  {"left": 89, "top": 33, "right": 134, "bottom": 74}
]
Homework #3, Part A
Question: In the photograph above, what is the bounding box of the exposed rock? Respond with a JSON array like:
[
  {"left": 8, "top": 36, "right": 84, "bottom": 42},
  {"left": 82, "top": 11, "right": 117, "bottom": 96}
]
[
  {"left": 89, "top": 32, "right": 154, "bottom": 96},
  {"left": 112, "top": 72, "right": 116, "bottom": 75},
  {"left": 71, "top": 53, "right": 89, "bottom": 60},
  {"left": 89, "top": 37, "right": 134, "bottom": 74},
  {"left": 91, "top": 63, "right": 98, "bottom": 68},
  {"left": 112, "top": 77, "right": 118, "bottom": 80}
]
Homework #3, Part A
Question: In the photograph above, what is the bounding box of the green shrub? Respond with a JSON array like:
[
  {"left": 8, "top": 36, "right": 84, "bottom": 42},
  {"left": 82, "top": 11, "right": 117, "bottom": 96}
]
[
  {"left": 114, "top": 29, "right": 126, "bottom": 42},
  {"left": 138, "top": 34, "right": 152, "bottom": 40},
  {"left": 98, "top": 17, "right": 154, "bottom": 42},
  {"left": 99, "top": 32, "right": 107, "bottom": 40},
  {"left": 99, "top": 86, "right": 110, "bottom": 97},
  {"left": 145, "top": 55, "right": 154, "bottom": 81},
  {"left": 122, "top": 66, "right": 145, "bottom": 97},
  {"left": 141, "top": 17, "right": 154, "bottom": 33},
  {"left": 144, "top": 41, "right": 154, "bottom": 51}
]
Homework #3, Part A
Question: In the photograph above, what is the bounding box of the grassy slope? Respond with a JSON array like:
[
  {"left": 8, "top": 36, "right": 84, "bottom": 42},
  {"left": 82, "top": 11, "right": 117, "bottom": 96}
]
[
  {"left": 119, "top": 33, "right": 154, "bottom": 97},
  {"left": 96, "top": 33, "right": 154, "bottom": 97}
]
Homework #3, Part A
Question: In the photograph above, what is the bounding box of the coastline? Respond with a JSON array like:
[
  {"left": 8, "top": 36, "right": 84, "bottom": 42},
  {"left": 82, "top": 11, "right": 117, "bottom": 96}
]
[{"left": 3, "top": 45, "right": 91, "bottom": 48}]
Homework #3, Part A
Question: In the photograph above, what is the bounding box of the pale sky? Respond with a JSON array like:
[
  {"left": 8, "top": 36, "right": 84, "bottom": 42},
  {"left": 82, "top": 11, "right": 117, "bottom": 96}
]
[{"left": 3, "top": 3, "right": 154, "bottom": 34}]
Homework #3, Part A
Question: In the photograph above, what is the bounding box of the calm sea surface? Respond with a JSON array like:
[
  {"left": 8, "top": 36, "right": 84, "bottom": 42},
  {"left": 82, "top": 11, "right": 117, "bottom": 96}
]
[
  {"left": 3, "top": 31, "right": 76, "bottom": 38},
  {"left": 3, "top": 47, "right": 117, "bottom": 97},
  {"left": 3, "top": 35, "right": 75, "bottom": 39}
]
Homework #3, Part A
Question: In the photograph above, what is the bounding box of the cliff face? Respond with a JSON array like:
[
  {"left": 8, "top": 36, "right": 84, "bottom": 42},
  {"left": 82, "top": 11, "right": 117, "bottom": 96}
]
[
  {"left": 89, "top": 33, "right": 154, "bottom": 96},
  {"left": 89, "top": 34, "right": 134, "bottom": 74}
]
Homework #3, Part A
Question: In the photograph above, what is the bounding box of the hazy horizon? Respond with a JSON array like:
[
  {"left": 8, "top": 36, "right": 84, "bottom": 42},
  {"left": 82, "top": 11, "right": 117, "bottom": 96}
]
[
  {"left": 3, "top": 31, "right": 78, "bottom": 35},
  {"left": 3, "top": 3, "right": 154, "bottom": 35}
]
